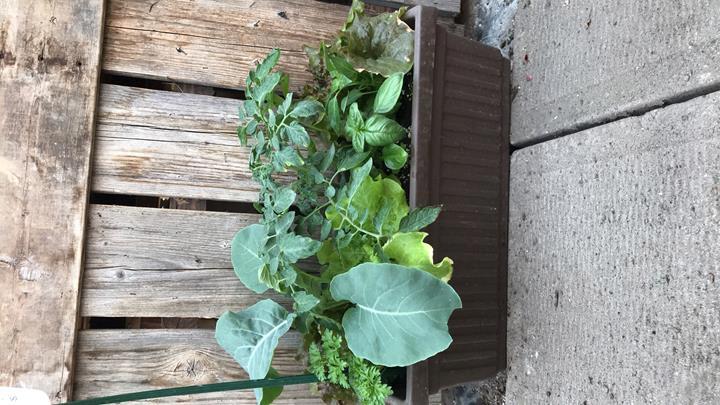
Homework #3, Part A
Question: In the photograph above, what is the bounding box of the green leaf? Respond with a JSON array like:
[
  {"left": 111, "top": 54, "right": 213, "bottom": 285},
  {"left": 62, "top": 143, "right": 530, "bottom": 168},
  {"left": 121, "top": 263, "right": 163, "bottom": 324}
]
[
  {"left": 259, "top": 367, "right": 283, "bottom": 405},
  {"left": 348, "top": 357, "right": 393, "bottom": 405},
  {"left": 347, "top": 158, "right": 373, "bottom": 198},
  {"left": 381, "top": 144, "right": 408, "bottom": 171},
  {"left": 312, "top": 312, "right": 344, "bottom": 332},
  {"left": 278, "top": 263, "right": 298, "bottom": 286},
  {"left": 278, "top": 73, "right": 290, "bottom": 96},
  {"left": 291, "top": 100, "right": 324, "bottom": 120},
  {"left": 253, "top": 71, "right": 282, "bottom": 102},
  {"left": 374, "top": 73, "right": 404, "bottom": 114},
  {"left": 330, "top": 263, "right": 461, "bottom": 366},
  {"left": 342, "top": 0, "right": 365, "bottom": 31},
  {"left": 275, "top": 211, "right": 295, "bottom": 235},
  {"left": 345, "top": 102, "right": 364, "bottom": 141},
  {"left": 320, "top": 219, "right": 332, "bottom": 240},
  {"left": 246, "top": 120, "right": 258, "bottom": 135},
  {"left": 319, "top": 143, "right": 336, "bottom": 173},
  {"left": 254, "top": 49, "right": 280, "bottom": 81},
  {"left": 327, "top": 54, "right": 358, "bottom": 81},
  {"left": 267, "top": 255, "right": 279, "bottom": 275},
  {"left": 362, "top": 115, "right": 406, "bottom": 147},
  {"left": 273, "top": 187, "right": 296, "bottom": 213},
  {"left": 327, "top": 95, "right": 341, "bottom": 134},
  {"left": 383, "top": 232, "right": 453, "bottom": 281},
  {"left": 326, "top": 175, "right": 408, "bottom": 235},
  {"left": 336, "top": 229, "right": 354, "bottom": 248},
  {"left": 339, "top": 9, "right": 414, "bottom": 76},
  {"left": 325, "top": 185, "right": 336, "bottom": 199},
  {"left": 399, "top": 206, "right": 441, "bottom": 232},
  {"left": 317, "top": 238, "right": 374, "bottom": 282},
  {"left": 337, "top": 151, "right": 370, "bottom": 172},
  {"left": 308, "top": 166, "right": 325, "bottom": 184},
  {"left": 308, "top": 343, "right": 325, "bottom": 380},
  {"left": 292, "top": 291, "right": 320, "bottom": 313},
  {"left": 244, "top": 100, "right": 258, "bottom": 117},
  {"left": 238, "top": 104, "right": 247, "bottom": 121},
  {"left": 279, "top": 93, "right": 293, "bottom": 116},
  {"left": 268, "top": 109, "right": 277, "bottom": 128},
  {"left": 231, "top": 224, "right": 270, "bottom": 293},
  {"left": 340, "top": 88, "right": 364, "bottom": 112},
  {"left": 276, "top": 147, "right": 304, "bottom": 168},
  {"left": 373, "top": 205, "right": 391, "bottom": 233},
  {"left": 277, "top": 232, "right": 321, "bottom": 262},
  {"left": 285, "top": 122, "right": 310, "bottom": 147},
  {"left": 352, "top": 130, "right": 365, "bottom": 152},
  {"left": 237, "top": 125, "right": 248, "bottom": 146},
  {"left": 331, "top": 75, "right": 353, "bottom": 94},
  {"left": 215, "top": 300, "right": 295, "bottom": 404},
  {"left": 304, "top": 43, "right": 324, "bottom": 76}
]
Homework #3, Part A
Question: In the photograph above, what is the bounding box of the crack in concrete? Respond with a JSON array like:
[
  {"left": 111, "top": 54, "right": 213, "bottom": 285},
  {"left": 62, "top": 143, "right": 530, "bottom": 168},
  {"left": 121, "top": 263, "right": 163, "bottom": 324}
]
[{"left": 512, "top": 82, "right": 720, "bottom": 150}]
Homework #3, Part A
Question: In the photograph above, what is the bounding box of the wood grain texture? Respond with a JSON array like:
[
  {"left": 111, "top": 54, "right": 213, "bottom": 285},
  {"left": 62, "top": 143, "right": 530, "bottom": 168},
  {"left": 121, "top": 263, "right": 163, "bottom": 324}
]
[
  {"left": 366, "top": 0, "right": 461, "bottom": 16},
  {"left": 74, "top": 329, "right": 322, "bottom": 403},
  {"left": 92, "top": 84, "right": 265, "bottom": 201},
  {"left": 0, "top": 1, "right": 104, "bottom": 401},
  {"left": 103, "top": 0, "right": 349, "bottom": 89},
  {"left": 81, "top": 204, "right": 291, "bottom": 318}
]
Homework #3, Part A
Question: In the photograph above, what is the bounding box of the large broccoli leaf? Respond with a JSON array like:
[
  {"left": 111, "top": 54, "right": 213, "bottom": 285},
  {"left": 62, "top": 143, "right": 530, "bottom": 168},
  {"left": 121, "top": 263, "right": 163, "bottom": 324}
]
[{"left": 330, "top": 263, "right": 461, "bottom": 366}]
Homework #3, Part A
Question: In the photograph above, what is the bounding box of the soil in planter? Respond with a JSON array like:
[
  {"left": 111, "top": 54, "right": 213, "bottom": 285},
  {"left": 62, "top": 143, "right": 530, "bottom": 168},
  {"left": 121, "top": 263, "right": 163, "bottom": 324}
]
[{"left": 387, "top": 72, "right": 414, "bottom": 193}]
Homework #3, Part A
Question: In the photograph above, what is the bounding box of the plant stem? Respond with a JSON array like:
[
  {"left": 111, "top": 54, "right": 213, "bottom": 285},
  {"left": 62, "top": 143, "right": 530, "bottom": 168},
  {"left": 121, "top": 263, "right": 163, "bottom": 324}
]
[
  {"left": 330, "top": 202, "right": 382, "bottom": 241},
  {"left": 299, "top": 201, "right": 331, "bottom": 227}
]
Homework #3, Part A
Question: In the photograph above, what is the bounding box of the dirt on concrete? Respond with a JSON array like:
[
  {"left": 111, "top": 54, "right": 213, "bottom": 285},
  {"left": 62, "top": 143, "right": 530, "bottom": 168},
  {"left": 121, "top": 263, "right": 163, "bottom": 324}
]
[{"left": 441, "top": 371, "right": 507, "bottom": 405}]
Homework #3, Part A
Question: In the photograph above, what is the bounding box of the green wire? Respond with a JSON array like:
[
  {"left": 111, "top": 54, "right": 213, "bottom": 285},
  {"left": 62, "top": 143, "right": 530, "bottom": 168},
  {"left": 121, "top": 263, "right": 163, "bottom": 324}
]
[{"left": 63, "top": 374, "right": 319, "bottom": 405}]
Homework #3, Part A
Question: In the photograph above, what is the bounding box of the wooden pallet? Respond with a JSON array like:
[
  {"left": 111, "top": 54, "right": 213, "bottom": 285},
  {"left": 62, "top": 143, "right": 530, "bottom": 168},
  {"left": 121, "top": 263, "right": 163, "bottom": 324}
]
[
  {"left": 74, "top": 0, "right": 351, "bottom": 402},
  {"left": 2, "top": 0, "right": 470, "bottom": 403}
]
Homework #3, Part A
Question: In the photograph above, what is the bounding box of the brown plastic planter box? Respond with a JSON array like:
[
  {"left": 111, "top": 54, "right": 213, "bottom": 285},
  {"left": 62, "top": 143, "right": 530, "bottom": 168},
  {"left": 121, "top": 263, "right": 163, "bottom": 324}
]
[{"left": 396, "top": 6, "right": 511, "bottom": 404}]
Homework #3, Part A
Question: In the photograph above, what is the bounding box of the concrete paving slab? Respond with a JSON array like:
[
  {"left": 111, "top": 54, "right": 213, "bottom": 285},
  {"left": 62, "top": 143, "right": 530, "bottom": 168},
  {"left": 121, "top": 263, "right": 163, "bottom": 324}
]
[
  {"left": 511, "top": 0, "right": 720, "bottom": 146},
  {"left": 507, "top": 92, "right": 720, "bottom": 403}
]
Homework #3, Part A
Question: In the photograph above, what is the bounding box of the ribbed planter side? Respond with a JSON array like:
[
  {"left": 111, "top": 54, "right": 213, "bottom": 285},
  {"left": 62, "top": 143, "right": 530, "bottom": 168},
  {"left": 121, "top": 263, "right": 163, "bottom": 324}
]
[{"left": 405, "top": 6, "right": 510, "bottom": 403}]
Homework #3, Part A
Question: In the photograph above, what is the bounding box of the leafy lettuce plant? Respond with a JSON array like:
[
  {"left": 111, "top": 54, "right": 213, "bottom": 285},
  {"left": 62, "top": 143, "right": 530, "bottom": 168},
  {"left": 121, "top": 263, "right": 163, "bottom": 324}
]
[{"left": 215, "top": 3, "right": 461, "bottom": 404}]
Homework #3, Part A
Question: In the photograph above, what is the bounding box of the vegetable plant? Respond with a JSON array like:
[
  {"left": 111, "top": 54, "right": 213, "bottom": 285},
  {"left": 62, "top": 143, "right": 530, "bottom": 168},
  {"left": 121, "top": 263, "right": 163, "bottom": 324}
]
[{"left": 215, "top": 2, "right": 462, "bottom": 404}]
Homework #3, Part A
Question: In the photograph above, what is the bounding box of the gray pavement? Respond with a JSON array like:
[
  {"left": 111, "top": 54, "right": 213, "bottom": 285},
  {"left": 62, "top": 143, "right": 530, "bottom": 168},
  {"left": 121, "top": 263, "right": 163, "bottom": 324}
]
[
  {"left": 506, "top": 92, "right": 720, "bottom": 404},
  {"left": 510, "top": 0, "right": 720, "bottom": 146}
]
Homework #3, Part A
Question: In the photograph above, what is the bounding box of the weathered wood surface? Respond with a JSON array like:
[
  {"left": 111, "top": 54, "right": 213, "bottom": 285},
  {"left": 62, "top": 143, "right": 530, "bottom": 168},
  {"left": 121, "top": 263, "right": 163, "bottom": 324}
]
[
  {"left": 81, "top": 204, "right": 291, "bottom": 318},
  {"left": 367, "top": 0, "right": 461, "bottom": 16},
  {"left": 103, "top": 0, "right": 349, "bottom": 89},
  {"left": 0, "top": 1, "right": 104, "bottom": 401},
  {"left": 74, "top": 329, "right": 321, "bottom": 403},
  {"left": 92, "top": 84, "right": 265, "bottom": 201}
]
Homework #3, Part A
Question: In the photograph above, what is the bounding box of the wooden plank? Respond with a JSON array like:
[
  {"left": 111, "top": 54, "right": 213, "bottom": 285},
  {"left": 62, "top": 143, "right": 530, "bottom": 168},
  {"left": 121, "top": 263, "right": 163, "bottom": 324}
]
[
  {"left": 103, "top": 0, "right": 349, "bottom": 89},
  {"left": 0, "top": 1, "right": 104, "bottom": 401},
  {"left": 81, "top": 204, "right": 292, "bottom": 318},
  {"left": 92, "top": 84, "right": 264, "bottom": 201},
  {"left": 150, "top": 192, "right": 209, "bottom": 326},
  {"left": 74, "top": 329, "right": 321, "bottom": 403},
  {"left": 366, "top": 0, "right": 461, "bottom": 16}
]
